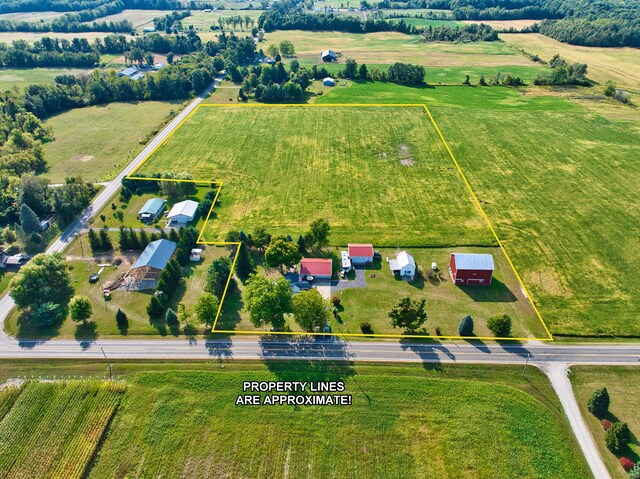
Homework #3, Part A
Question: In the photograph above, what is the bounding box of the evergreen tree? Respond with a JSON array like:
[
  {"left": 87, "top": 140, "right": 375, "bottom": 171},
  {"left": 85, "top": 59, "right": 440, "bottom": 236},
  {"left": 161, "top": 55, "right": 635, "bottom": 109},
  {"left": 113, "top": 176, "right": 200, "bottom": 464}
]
[
  {"left": 235, "top": 242, "right": 254, "bottom": 280},
  {"left": 165, "top": 307, "right": 179, "bottom": 325},
  {"left": 147, "top": 294, "right": 164, "bottom": 319},
  {"left": 99, "top": 229, "right": 113, "bottom": 251},
  {"left": 139, "top": 229, "right": 150, "bottom": 249},
  {"left": 587, "top": 388, "right": 610, "bottom": 417},
  {"left": 20, "top": 203, "right": 40, "bottom": 234},
  {"left": 458, "top": 315, "right": 474, "bottom": 336},
  {"left": 87, "top": 229, "right": 101, "bottom": 253},
  {"left": 118, "top": 226, "right": 130, "bottom": 251},
  {"left": 297, "top": 234, "right": 305, "bottom": 253},
  {"left": 128, "top": 228, "right": 141, "bottom": 250}
]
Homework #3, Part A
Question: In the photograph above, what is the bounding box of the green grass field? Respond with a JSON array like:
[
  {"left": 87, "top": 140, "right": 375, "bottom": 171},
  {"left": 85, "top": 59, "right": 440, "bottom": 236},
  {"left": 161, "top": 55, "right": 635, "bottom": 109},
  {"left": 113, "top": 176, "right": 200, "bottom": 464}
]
[
  {"left": 0, "top": 380, "right": 125, "bottom": 479},
  {"left": 43, "top": 101, "right": 180, "bottom": 183},
  {"left": 571, "top": 366, "right": 640, "bottom": 478},
  {"left": 0, "top": 362, "right": 581, "bottom": 478},
  {"left": 137, "top": 105, "right": 494, "bottom": 247},
  {"left": 315, "top": 82, "right": 640, "bottom": 338},
  {"left": 0, "top": 67, "right": 90, "bottom": 92}
]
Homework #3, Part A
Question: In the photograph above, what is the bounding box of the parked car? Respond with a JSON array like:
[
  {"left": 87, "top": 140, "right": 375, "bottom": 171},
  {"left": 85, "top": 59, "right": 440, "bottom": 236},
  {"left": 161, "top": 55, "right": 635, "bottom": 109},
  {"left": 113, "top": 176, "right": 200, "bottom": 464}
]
[{"left": 89, "top": 273, "right": 99, "bottom": 284}]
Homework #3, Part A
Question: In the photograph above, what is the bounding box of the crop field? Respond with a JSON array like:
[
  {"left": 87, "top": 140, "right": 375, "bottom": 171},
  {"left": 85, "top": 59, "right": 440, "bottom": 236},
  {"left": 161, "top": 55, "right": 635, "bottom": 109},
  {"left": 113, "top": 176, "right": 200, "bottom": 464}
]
[
  {"left": 262, "top": 30, "right": 542, "bottom": 68},
  {"left": 136, "top": 105, "right": 494, "bottom": 247},
  {"left": 571, "top": 366, "right": 640, "bottom": 478},
  {"left": 500, "top": 33, "right": 640, "bottom": 90},
  {"left": 0, "top": 67, "right": 90, "bottom": 92},
  {"left": 0, "top": 11, "right": 64, "bottom": 22},
  {"left": 43, "top": 101, "right": 180, "bottom": 183},
  {"left": 0, "top": 31, "right": 118, "bottom": 43},
  {"left": 0, "top": 380, "right": 125, "bottom": 479},
  {"left": 464, "top": 19, "right": 539, "bottom": 30},
  {"left": 79, "top": 364, "right": 589, "bottom": 478},
  {"left": 88, "top": 9, "right": 171, "bottom": 29}
]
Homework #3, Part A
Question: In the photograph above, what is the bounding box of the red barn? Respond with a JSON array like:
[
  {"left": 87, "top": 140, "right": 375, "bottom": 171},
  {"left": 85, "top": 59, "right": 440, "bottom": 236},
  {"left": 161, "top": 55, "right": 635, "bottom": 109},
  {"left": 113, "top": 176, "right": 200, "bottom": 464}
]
[
  {"left": 299, "top": 258, "right": 333, "bottom": 280},
  {"left": 449, "top": 253, "right": 494, "bottom": 286}
]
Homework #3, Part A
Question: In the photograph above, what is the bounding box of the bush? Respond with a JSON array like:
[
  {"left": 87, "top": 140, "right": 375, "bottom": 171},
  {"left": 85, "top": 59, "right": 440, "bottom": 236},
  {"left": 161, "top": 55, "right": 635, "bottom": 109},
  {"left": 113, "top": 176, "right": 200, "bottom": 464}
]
[
  {"left": 620, "top": 457, "right": 635, "bottom": 472},
  {"left": 458, "top": 315, "right": 474, "bottom": 336},
  {"left": 601, "top": 419, "right": 612, "bottom": 430},
  {"left": 165, "top": 308, "right": 178, "bottom": 325},
  {"left": 628, "top": 463, "right": 640, "bottom": 479},
  {"left": 31, "top": 302, "right": 64, "bottom": 327},
  {"left": 331, "top": 296, "right": 341, "bottom": 307},
  {"left": 605, "top": 422, "right": 630, "bottom": 454},
  {"left": 587, "top": 387, "right": 610, "bottom": 417},
  {"left": 487, "top": 314, "right": 511, "bottom": 337},
  {"left": 360, "top": 321, "right": 372, "bottom": 334}
]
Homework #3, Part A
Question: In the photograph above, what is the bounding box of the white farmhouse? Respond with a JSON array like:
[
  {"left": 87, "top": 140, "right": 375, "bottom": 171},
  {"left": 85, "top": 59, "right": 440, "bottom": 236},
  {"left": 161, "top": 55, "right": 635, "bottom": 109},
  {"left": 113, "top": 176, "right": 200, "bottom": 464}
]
[{"left": 388, "top": 251, "right": 416, "bottom": 280}]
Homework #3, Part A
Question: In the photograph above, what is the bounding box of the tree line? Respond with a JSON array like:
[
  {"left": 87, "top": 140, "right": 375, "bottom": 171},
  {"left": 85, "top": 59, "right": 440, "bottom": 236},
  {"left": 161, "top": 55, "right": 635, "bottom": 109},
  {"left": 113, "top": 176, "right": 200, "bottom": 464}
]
[{"left": 533, "top": 54, "right": 589, "bottom": 86}]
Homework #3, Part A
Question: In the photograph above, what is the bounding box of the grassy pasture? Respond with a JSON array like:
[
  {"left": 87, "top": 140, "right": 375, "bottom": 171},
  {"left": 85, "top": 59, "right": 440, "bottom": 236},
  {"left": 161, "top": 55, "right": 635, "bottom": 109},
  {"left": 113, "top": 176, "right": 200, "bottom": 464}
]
[
  {"left": 0, "top": 31, "right": 120, "bottom": 43},
  {"left": 42, "top": 101, "right": 180, "bottom": 183},
  {"left": 571, "top": 366, "right": 640, "bottom": 478},
  {"left": 0, "top": 11, "right": 64, "bottom": 22},
  {"left": 0, "top": 67, "right": 89, "bottom": 92},
  {"left": 80, "top": 365, "right": 589, "bottom": 478},
  {"left": 136, "top": 105, "right": 494, "bottom": 247},
  {"left": 0, "top": 380, "right": 125, "bottom": 479},
  {"left": 88, "top": 9, "right": 171, "bottom": 29},
  {"left": 261, "top": 30, "right": 539, "bottom": 67},
  {"left": 500, "top": 33, "right": 640, "bottom": 90}
]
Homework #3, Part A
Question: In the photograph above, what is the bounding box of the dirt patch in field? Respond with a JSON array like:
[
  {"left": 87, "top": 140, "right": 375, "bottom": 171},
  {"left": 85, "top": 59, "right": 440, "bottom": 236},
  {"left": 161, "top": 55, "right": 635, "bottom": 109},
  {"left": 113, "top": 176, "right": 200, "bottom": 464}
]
[
  {"left": 526, "top": 269, "right": 573, "bottom": 298},
  {"left": 75, "top": 155, "right": 94, "bottom": 162},
  {"left": 398, "top": 143, "right": 415, "bottom": 166}
]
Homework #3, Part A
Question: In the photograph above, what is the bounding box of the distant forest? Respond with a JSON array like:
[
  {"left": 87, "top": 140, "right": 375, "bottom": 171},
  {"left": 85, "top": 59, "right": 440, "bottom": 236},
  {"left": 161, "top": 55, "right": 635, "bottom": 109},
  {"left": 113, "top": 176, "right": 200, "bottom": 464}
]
[{"left": 387, "top": 0, "right": 640, "bottom": 47}]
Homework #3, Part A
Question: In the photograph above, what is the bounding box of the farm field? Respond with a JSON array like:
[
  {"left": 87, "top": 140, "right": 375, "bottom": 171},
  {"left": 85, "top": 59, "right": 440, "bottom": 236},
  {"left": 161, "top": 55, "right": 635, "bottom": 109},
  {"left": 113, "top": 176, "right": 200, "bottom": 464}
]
[
  {"left": 0, "top": 11, "right": 64, "bottom": 22},
  {"left": 261, "top": 30, "right": 540, "bottom": 68},
  {"left": 0, "top": 380, "right": 125, "bottom": 479},
  {"left": 0, "top": 31, "right": 121, "bottom": 43},
  {"left": 464, "top": 19, "right": 539, "bottom": 30},
  {"left": 86, "top": 9, "right": 171, "bottom": 29},
  {"left": 500, "top": 33, "right": 640, "bottom": 90},
  {"left": 571, "top": 366, "right": 640, "bottom": 478},
  {"left": 316, "top": 82, "right": 639, "bottom": 338},
  {"left": 0, "top": 67, "right": 90, "bottom": 92},
  {"left": 136, "top": 105, "right": 494, "bottom": 247},
  {"left": 217, "top": 246, "right": 544, "bottom": 338},
  {"left": 43, "top": 101, "right": 180, "bottom": 183},
  {"left": 78, "top": 363, "right": 589, "bottom": 478},
  {"left": 190, "top": 9, "right": 263, "bottom": 31}
]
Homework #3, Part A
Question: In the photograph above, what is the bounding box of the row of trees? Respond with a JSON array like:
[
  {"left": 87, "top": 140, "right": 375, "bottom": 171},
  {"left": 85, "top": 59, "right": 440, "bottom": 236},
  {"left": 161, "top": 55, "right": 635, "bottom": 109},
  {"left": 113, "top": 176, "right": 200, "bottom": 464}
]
[
  {"left": 533, "top": 54, "right": 589, "bottom": 86},
  {"left": 421, "top": 23, "right": 498, "bottom": 42}
]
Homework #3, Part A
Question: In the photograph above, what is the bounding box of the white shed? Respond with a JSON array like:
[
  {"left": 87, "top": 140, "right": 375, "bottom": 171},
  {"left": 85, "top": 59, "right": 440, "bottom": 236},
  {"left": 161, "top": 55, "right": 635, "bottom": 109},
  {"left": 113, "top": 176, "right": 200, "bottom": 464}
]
[
  {"left": 167, "top": 200, "right": 199, "bottom": 225},
  {"left": 388, "top": 251, "right": 416, "bottom": 280},
  {"left": 323, "top": 77, "right": 336, "bottom": 86}
]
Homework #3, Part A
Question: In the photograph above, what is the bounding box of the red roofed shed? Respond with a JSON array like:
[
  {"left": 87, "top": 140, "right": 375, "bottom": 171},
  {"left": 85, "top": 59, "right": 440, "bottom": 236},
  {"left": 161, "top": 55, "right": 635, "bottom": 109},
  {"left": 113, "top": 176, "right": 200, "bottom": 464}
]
[
  {"left": 348, "top": 244, "right": 374, "bottom": 264},
  {"left": 299, "top": 258, "right": 333, "bottom": 279}
]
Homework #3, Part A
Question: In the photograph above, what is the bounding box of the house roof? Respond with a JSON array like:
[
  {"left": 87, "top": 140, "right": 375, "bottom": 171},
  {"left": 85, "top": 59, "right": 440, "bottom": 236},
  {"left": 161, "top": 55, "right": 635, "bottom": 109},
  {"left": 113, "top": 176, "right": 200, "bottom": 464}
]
[
  {"left": 321, "top": 49, "right": 336, "bottom": 57},
  {"left": 323, "top": 77, "right": 335, "bottom": 83},
  {"left": 119, "top": 66, "right": 138, "bottom": 76},
  {"left": 138, "top": 198, "right": 166, "bottom": 216},
  {"left": 167, "top": 200, "right": 199, "bottom": 219},
  {"left": 395, "top": 251, "right": 415, "bottom": 269},
  {"left": 299, "top": 258, "right": 332, "bottom": 277},
  {"left": 130, "top": 72, "right": 144, "bottom": 81},
  {"left": 452, "top": 253, "right": 494, "bottom": 271},
  {"left": 131, "top": 239, "right": 177, "bottom": 271},
  {"left": 348, "top": 243, "right": 373, "bottom": 257}
]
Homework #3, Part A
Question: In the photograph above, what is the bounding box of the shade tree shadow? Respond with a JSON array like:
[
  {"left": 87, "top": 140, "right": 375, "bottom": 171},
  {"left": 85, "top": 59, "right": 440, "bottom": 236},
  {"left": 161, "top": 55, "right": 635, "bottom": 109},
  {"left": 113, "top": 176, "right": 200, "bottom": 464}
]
[{"left": 74, "top": 321, "right": 98, "bottom": 350}]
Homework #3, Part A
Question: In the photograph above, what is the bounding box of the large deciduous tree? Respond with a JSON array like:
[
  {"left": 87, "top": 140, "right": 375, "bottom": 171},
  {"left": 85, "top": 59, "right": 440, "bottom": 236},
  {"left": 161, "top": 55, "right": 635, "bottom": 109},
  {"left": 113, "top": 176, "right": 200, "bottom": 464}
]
[
  {"left": 389, "top": 297, "right": 427, "bottom": 332},
  {"left": 69, "top": 295, "right": 93, "bottom": 324},
  {"left": 292, "top": 288, "right": 330, "bottom": 332},
  {"left": 244, "top": 274, "right": 292, "bottom": 329},
  {"left": 195, "top": 292, "right": 220, "bottom": 326},
  {"left": 265, "top": 237, "right": 301, "bottom": 270}
]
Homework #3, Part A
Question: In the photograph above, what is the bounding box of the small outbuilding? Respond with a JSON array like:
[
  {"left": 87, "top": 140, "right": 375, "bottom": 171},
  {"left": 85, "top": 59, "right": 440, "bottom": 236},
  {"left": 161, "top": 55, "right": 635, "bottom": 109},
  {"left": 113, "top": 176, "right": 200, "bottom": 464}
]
[
  {"left": 118, "top": 66, "right": 138, "bottom": 78},
  {"left": 124, "top": 239, "right": 177, "bottom": 290},
  {"left": 449, "top": 253, "right": 494, "bottom": 285},
  {"left": 320, "top": 49, "right": 337, "bottom": 62},
  {"left": 388, "top": 251, "right": 416, "bottom": 280},
  {"left": 167, "top": 199, "right": 199, "bottom": 225},
  {"left": 323, "top": 77, "right": 336, "bottom": 86},
  {"left": 190, "top": 248, "right": 203, "bottom": 262},
  {"left": 138, "top": 198, "right": 166, "bottom": 222},
  {"left": 348, "top": 243, "right": 374, "bottom": 264},
  {"left": 299, "top": 258, "right": 332, "bottom": 281}
]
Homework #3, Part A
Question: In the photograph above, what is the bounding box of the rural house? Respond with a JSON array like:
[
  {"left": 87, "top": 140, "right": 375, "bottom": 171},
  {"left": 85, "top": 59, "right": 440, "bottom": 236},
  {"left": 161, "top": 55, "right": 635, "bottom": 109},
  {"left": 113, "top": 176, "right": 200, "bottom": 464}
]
[
  {"left": 388, "top": 251, "right": 416, "bottom": 280},
  {"left": 118, "top": 66, "right": 144, "bottom": 81},
  {"left": 348, "top": 244, "right": 374, "bottom": 264},
  {"left": 449, "top": 253, "right": 494, "bottom": 286},
  {"left": 320, "top": 49, "right": 337, "bottom": 62},
  {"left": 299, "top": 258, "right": 333, "bottom": 281},
  {"left": 167, "top": 199, "right": 199, "bottom": 225},
  {"left": 123, "top": 239, "right": 177, "bottom": 291},
  {"left": 137, "top": 198, "right": 166, "bottom": 223}
]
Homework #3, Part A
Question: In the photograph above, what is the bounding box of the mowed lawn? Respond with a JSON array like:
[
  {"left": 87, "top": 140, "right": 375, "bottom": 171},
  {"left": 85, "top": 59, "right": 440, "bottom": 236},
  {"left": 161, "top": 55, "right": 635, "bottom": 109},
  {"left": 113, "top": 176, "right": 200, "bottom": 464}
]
[
  {"left": 82, "top": 364, "right": 590, "bottom": 478},
  {"left": 0, "top": 67, "right": 90, "bottom": 92},
  {"left": 571, "top": 367, "right": 640, "bottom": 478},
  {"left": 137, "top": 105, "right": 494, "bottom": 247},
  {"left": 43, "top": 101, "right": 180, "bottom": 183}
]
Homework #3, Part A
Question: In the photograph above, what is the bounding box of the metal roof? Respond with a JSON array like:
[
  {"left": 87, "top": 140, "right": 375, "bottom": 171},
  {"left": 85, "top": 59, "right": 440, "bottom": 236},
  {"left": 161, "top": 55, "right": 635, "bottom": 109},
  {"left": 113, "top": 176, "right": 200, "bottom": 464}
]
[
  {"left": 167, "top": 200, "right": 199, "bottom": 219},
  {"left": 131, "top": 239, "right": 177, "bottom": 270},
  {"left": 321, "top": 49, "right": 336, "bottom": 57},
  {"left": 452, "top": 253, "right": 494, "bottom": 271},
  {"left": 348, "top": 243, "right": 373, "bottom": 257},
  {"left": 138, "top": 198, "right": 166, "bottom": 217},
  {"left": 395, "top": 251, "right": 415, "bottom": 269},
  {"left": 119, "top": 66, "right": 138, "bottom": 77},
  {"left": 299, "top": 258, "right": 332, "bottom": 277}
]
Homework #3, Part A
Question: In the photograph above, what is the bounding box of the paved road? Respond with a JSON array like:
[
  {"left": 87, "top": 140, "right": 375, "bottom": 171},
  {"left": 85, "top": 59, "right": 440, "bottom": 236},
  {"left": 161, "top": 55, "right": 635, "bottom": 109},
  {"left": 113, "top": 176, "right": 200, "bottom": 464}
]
[{"left": 0, "top": 76, "right": 222, "bottom": 332}]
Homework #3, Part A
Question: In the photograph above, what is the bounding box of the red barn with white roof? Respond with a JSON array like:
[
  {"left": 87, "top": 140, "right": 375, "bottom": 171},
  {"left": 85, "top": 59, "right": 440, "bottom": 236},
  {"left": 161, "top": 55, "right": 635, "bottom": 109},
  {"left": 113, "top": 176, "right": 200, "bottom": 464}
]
[
  {"left": 449, "top": 253, "right": 494, "bottom": 286},
  {"left": 348, "top": 244, "right": 374, "bottom": 264},
  {"left": 299, "top": 258, "right": 333, "bottom": 280}
]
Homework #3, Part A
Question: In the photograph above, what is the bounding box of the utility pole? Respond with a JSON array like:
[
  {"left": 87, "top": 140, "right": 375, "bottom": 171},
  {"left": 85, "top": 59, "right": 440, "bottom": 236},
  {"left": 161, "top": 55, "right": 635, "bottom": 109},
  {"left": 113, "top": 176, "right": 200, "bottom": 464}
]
[
  {"left": 101, "top": 348, "right": 113, "bottom": 380},
  {"left": 522, "top": 353, "right": 531, "bottom": 377}
]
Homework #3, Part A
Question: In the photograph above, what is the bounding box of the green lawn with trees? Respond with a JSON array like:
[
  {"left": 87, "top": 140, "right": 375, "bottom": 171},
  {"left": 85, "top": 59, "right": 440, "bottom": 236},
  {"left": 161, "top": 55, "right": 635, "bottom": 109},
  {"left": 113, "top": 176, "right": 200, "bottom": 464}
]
[
  {"left": 0, "top": 362, "right": 587, "bottom": 479},
  {"left": 136, "top": 105, "right": 494, "bottom": 247},
  {"left": 571, "top": 366, "right": 640, "bottom": 478}
]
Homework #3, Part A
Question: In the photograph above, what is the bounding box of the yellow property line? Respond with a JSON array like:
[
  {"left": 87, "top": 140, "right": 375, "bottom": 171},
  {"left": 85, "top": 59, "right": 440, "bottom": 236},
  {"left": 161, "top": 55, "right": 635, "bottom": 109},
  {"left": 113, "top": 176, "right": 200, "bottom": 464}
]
[{"left": 125, "top": 102, "right": 553, "bottom": 342}]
